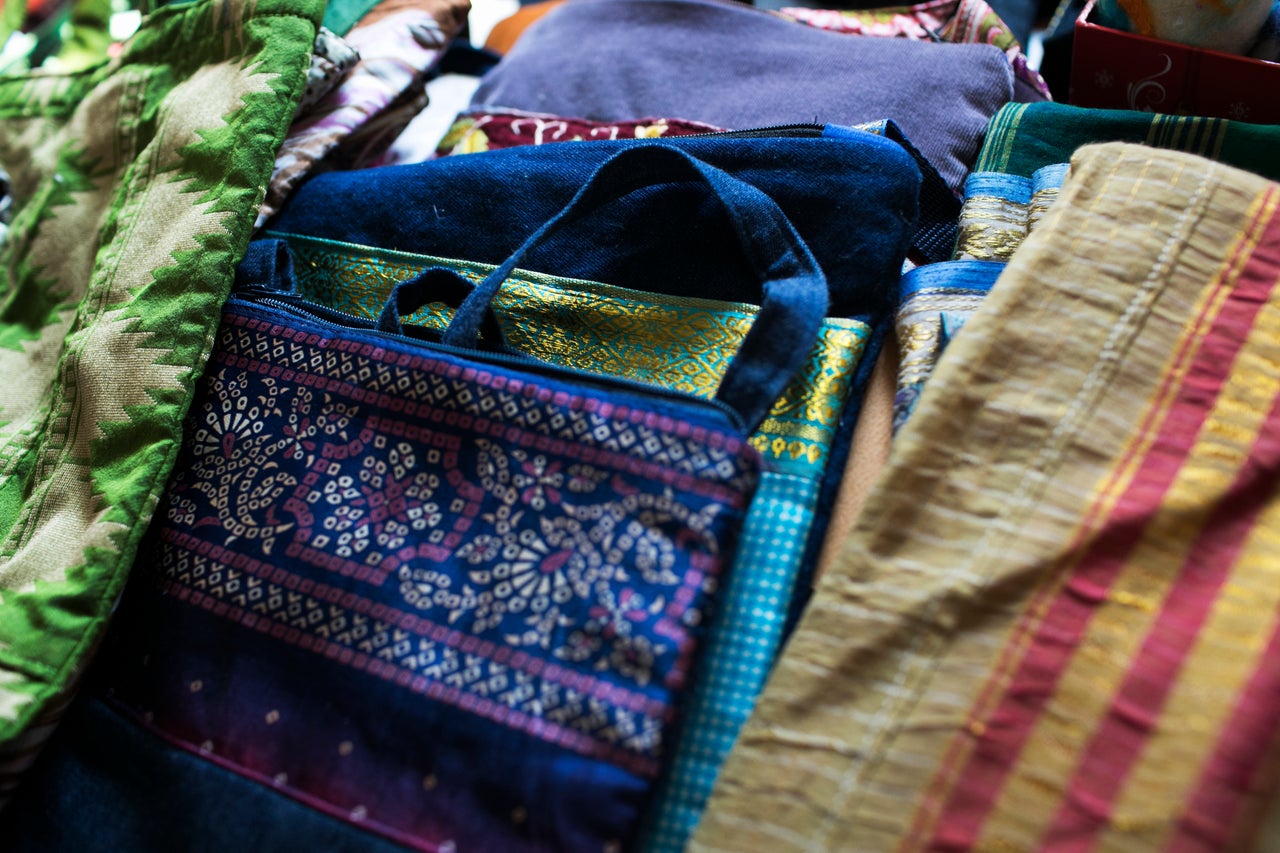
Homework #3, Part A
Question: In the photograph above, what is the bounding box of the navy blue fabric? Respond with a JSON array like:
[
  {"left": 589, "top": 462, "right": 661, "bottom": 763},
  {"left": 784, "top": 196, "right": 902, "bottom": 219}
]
[
  {"left": 436, "top": 40, "right": 501, "bottom": 76},
  {"left": 825, "top": 122, "right": 963, "bottom": 266},
  {"left": 266, "top": 133, "right": 920, "bottom": 317},
  {"left": 234, "top": 235, "right": 295, "bottom": 293},
  {"left": 376, "top": 264, "right": 509, "bottom": 345},
  {"left": 0, "top": 697, "right": 413, "bottom": 853},
  {"left": 89, "top": 560, "right": 648, "bottom": 852},
  {"left": 437, "top": 145, "right": 828, "bottom": 432}
]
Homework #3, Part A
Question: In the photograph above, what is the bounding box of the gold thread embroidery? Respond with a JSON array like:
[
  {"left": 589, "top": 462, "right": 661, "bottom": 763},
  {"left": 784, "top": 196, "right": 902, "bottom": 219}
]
[{"left": 282, "top": 239, "right": 870, "bottom": 473}]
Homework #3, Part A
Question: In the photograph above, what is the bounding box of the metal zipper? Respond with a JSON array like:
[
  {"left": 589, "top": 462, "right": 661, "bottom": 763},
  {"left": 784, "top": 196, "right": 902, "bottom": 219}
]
[{"left": 678, "top": 123, "right": 827, "bottom": 140}]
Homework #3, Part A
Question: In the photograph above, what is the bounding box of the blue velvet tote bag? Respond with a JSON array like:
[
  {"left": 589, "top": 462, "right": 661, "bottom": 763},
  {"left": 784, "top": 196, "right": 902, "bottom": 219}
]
[{"left": 75, "top": 146, "right": 829, "bottom": 853}]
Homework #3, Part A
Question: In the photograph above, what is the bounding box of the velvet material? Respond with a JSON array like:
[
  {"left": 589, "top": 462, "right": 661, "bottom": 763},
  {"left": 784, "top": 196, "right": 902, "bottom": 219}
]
[{"left": 0, "top": 697, "right": 412, "bottom": 853}]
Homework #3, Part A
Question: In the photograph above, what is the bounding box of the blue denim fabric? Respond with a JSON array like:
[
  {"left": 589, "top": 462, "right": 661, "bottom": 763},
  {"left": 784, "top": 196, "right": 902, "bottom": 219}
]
[
  {"left": 437, "top": 145, "right": 831, "bottom": 432},
  {"left": 267, "top": 132, "right": 921, "bottom": 317}
]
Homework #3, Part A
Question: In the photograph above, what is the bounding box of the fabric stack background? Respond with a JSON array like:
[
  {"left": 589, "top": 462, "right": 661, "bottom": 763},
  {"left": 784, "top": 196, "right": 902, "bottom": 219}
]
[{"left": 1, "top": 0, "right": 1280, "bottom": 850}]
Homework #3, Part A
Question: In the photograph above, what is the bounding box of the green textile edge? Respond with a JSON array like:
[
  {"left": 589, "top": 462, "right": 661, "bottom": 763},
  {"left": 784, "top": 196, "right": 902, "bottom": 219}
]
[
  {"left": 976, "top": 101, "right": 1280, "bottom": 182},
  {"left": 0, "top": 0, "right": 323, "bottom": 760}
]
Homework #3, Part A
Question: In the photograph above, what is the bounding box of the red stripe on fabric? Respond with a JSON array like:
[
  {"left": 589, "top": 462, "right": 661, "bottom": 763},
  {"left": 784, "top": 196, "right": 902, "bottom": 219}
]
[
  {"left": 1044, "top": 371, "right": 1280, "bottom": 849},
  {"left": 904, "top": 188, "right": 1260, "bottom": 851},
  {"left": 903, "top": 271, "right": 1216, "bottom": 850},
  {"left": 1169, "top": 618, "right": 1280, "bottom": 853},
  {"left": 924, "top": 195, "right": 1280, "bottom": 853}
]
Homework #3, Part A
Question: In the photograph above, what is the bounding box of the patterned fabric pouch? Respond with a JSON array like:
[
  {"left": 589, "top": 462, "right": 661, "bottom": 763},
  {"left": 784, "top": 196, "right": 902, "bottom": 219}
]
[
  {"left": 0, "top": 0, "right": 320, "bottom": 802},
  {"left": 296, "top": 26, "right": 361, "bottom": 117},
  {"left": 258, "top": 226, "right": 871, "bottom": 852},
  {"left": 88, "top": 145, "right": 831, "bottom": 852}
]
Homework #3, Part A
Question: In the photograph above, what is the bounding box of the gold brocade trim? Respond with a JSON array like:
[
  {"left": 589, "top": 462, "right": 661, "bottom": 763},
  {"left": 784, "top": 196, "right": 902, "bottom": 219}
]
[
  {"left": 895, "top": 290, "right": 988, "bottom": 387},
  {"left": 1027, "top": 186, "right": 1060, "bottom": 233},
  {"left": 897, "top": 320, "right": 943, "bottom": 386},
  {"left": 955, "top": 187, "right": 1062, "bottom": 262},
  {"left": 279, "top": 236, "right": 870, "bottom": 473},
  {"left": 899, "top": 292, "right": 991, "bottom": 311},
  {"left": 954, "top": 194, "right": 1027, "bottom": 262},
  {"left": 749, "top": 433, "right": 827, "bottom": 466}
]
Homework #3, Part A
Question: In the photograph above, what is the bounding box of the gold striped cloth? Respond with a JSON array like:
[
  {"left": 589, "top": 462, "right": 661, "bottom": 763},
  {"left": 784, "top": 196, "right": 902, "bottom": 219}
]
[{"left": 693, "top": 142, "right": 1280, "bottom": 852}]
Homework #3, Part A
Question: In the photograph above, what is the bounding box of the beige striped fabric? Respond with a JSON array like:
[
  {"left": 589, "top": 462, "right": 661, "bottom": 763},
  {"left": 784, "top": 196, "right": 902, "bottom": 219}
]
[{"left": 692, "top": 142, "right": 1280, "bottom": 852}]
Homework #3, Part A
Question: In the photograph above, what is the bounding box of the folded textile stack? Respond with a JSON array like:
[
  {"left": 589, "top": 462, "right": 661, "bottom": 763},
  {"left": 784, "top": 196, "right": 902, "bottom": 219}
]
[{"left": 0, "top": 0, "right": 1278, "bottom": 851}]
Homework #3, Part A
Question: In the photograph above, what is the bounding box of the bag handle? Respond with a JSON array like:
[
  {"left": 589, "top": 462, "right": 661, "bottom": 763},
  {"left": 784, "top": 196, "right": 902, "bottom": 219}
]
[
  {"left": 432, "top": 144, "right": 829, "bottom": 432},
  {"left": 377, "top": 266, "right": 506, "bottom": 344}
]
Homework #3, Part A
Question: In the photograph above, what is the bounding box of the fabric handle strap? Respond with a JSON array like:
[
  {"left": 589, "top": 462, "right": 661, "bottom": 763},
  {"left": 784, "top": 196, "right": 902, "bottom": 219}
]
[
  {"left": 376, "top": 266, "right": 506, "bottom": 343},
  {"left": 443, "top": 144, "right": 830, "bottom": 432}
]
